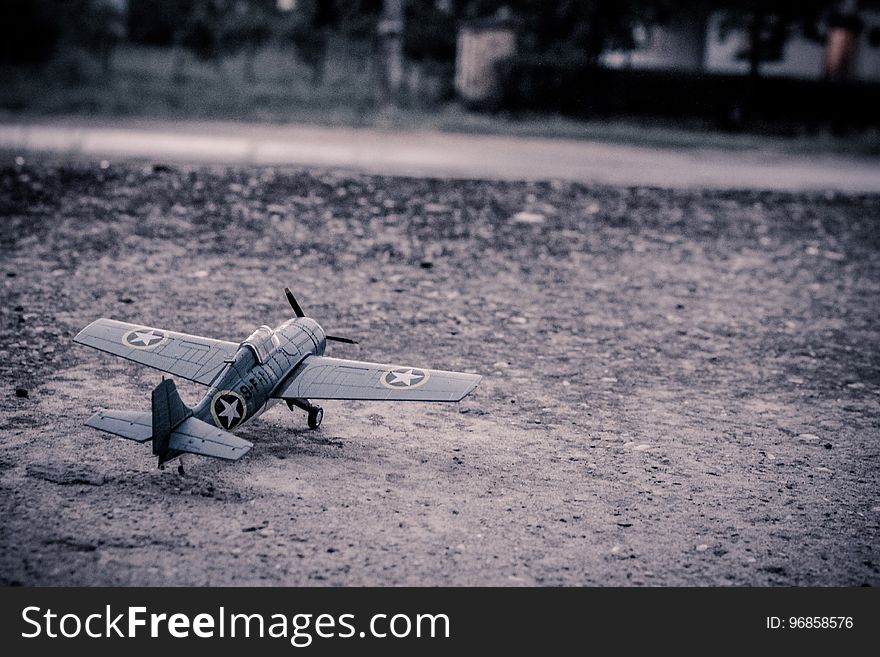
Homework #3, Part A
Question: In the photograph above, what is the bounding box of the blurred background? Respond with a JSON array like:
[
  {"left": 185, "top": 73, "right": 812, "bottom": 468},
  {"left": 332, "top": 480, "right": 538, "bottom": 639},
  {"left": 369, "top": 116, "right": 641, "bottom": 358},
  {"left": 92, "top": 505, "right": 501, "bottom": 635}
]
[{"left": 1, "top": 0, "right": 879, "bottom": 149}]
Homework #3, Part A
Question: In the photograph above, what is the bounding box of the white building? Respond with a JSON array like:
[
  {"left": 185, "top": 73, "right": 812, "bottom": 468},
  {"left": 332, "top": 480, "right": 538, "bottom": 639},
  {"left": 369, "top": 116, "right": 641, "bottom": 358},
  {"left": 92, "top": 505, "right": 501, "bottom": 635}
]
[{"left": 602, "top": 10, "right": 880, "bottom": 82}]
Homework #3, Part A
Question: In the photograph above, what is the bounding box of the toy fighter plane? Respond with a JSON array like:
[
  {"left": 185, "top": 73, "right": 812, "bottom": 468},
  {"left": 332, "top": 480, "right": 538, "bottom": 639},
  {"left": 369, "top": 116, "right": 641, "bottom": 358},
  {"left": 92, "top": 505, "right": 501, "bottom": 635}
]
[{"left": 75, "top": 288, "right": 481, "bottom": 468}]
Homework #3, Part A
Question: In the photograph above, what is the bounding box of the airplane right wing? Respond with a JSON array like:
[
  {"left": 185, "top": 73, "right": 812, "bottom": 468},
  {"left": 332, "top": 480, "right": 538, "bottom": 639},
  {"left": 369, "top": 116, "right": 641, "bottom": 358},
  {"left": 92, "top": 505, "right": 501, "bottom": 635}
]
[{"left": 273, "top": 356, "right": 481, "bottom": 402}]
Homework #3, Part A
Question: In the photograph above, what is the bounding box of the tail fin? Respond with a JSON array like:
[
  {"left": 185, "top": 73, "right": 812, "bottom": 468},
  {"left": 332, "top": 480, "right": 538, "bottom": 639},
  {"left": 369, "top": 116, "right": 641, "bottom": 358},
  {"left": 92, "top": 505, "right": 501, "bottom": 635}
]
[
  {"left": 152, "top": 378, "right": 192, "bottom": 465},
  {"left": 85, "top": 379, "right": 252, "bottom": 467}
]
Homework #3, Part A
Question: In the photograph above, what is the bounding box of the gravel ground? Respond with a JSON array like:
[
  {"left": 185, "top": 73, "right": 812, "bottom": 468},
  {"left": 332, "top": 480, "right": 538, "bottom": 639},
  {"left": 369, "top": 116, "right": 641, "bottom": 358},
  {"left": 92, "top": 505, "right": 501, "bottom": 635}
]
[{"left": 1, "top": 159, "right": 878, "bottom": 586}]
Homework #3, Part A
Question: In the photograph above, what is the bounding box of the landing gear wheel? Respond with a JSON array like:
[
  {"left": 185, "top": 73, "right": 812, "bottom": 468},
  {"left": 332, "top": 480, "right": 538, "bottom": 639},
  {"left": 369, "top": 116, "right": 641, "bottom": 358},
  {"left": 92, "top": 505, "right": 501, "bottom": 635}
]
[{"left": 307, "top": 406, "right": 323, "bottom": 429}]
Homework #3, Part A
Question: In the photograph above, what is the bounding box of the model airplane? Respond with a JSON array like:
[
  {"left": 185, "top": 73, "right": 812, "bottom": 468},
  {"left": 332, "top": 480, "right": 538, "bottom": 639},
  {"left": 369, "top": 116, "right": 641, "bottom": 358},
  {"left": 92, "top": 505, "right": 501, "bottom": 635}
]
[{"left": 75, "top": 288, "right": 481, "bottom": 469}]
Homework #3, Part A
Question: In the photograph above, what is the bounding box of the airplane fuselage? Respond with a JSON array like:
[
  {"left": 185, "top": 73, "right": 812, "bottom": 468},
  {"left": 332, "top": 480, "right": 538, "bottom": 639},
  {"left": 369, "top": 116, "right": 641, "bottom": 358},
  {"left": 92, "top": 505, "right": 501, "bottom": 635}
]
[{"left": 190, "top": 318, "right": 327, "bottom": 432}]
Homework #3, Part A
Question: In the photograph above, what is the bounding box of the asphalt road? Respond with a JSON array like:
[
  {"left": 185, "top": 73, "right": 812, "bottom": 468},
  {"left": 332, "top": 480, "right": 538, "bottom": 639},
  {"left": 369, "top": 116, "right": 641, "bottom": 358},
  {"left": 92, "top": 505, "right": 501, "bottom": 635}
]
[
  {"left": 2, "top": 120, "right": 880, "bottom": 192},
  {"left": 1, "top": 159, "right": 878, "bottom": 586}
]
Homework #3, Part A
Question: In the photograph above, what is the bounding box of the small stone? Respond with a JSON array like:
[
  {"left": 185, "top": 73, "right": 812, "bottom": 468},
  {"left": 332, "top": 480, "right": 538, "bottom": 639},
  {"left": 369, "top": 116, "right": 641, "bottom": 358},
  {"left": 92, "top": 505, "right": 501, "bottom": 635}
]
[
  {"left": 798, "top": 433, "right": 820, "bottom": 444},
  {"left": 632, "top": 444, "right": 652, "bottom": 451},
  {"left": 824, "top": 443, "right": 832, "bottom": 450},
  {"left": 15, "top": 387, "right": 28, "bottom": 398},
  {"left": 511, "top": 211, "right": 545, "bottom": 224},
  {"left": 696, "top": 544, "right": 709, "bottom": 552},
  {"left": 510, "top": 316, "right": 527, "bottom": 325},
  {"left": 423, "top": 203, "right": 450, "bottom": 213}
]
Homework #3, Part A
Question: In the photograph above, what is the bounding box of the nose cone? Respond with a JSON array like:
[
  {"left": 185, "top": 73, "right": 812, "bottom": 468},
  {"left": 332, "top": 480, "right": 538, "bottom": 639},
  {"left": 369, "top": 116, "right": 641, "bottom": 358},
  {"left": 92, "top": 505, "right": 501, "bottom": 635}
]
[{"left": 298, "top": 317, "right": 327, "bottom": 355}]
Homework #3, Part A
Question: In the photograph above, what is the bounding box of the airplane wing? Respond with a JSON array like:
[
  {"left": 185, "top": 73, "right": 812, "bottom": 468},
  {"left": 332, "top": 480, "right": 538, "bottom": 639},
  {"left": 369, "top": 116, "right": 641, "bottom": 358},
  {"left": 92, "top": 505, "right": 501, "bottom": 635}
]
[
  {"left": 273, "top": 356, "right": 481, "bottom": 402},
  {"left": 74, "top": 318, "right": 237, "bottom": 386}
]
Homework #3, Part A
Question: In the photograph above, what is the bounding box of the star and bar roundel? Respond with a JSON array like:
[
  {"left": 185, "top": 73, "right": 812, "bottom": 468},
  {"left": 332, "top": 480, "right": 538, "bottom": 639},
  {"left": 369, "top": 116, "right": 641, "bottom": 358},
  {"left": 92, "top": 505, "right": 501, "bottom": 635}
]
[
  {"left": 381, "top": 367, "right": 430, "bottom": 390},
  {"left": 210, "top": 390, "right": 247, "bottom": 431},
  {"left": 121, "top": 327, "right": 166, "bottom": 350}
]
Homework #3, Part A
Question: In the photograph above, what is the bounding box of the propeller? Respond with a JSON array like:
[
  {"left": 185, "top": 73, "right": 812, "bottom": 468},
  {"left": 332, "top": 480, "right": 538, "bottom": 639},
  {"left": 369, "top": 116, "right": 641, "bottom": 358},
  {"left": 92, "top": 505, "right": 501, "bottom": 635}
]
[
  {"left": 284, "top": 287, "right": 358, "bottom": 345},
  {"left": 284, "top": 287, "right": 305, "bottom": 318},
  {"left": 325, "top": 334, "right": 358, "bottom": 344}
]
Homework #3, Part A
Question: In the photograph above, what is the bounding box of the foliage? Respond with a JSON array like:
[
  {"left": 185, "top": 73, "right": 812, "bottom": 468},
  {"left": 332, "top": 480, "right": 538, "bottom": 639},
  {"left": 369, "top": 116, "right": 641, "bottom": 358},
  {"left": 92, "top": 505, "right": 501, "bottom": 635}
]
[{"left": 0, "top": 0, "right": 123, "bottom": 66}]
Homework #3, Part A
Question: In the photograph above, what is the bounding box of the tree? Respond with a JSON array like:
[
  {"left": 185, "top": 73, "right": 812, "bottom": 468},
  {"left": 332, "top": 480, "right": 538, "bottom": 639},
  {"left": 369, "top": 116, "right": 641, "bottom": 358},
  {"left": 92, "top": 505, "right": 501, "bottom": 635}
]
[
  {"left": 379, "top": 0, "right": 404, "bottom": 104},
  {"left": 0, "top": 0, "right": 123, "bottom": 69},
  {"left": 223, "top": 0, "right": 277, "bottom": 80}
]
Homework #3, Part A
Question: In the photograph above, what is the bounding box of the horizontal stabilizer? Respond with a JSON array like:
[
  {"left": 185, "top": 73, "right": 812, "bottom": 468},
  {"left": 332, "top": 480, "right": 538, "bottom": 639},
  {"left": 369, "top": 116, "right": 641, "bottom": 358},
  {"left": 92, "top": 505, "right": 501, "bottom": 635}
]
[
  {"left": 86, "top": 410, "right": 152, "bottom": 443},
  {"left": 168, "top": 417, "right": 252, "bottom": 461}
]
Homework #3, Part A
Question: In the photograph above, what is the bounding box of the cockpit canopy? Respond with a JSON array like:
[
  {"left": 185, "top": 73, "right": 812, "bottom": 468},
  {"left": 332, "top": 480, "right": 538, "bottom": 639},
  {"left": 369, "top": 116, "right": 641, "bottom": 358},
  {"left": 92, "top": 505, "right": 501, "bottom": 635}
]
[{"left": 241, "top": 325, "right": 281, "bottom": 364}]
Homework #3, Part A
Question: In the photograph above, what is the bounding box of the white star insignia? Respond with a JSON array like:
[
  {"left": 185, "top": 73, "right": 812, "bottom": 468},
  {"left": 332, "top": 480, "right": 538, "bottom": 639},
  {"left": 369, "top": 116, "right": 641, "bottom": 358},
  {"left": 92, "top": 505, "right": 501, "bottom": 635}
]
[
  {"left": 388, "top": 368, "right": 423, "bottom": 386},
  {"left": 217, "top": 398, "right": 241, "bottom": 427},
  {"left": 130, "top": 330, "right": 161, "bottom": 346}
]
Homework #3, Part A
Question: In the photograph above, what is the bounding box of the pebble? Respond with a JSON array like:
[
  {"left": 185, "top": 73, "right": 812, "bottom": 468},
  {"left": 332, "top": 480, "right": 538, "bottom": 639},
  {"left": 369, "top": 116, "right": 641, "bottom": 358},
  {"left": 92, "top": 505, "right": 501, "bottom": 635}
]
[
  {"left": 798, "top": 433, "right": 820, "bottom": 444},
  {"left": 423, "top": 203, "right": 451, "bottom": 213},
  {"left": 696, "top": 544, "right": 709, "bottom": 552},
  {"left": 511, "top": 211, "right": 545, "bottom": 224},
  {"left": 632, "top": 444, "right": 652, "bottom": 451}
]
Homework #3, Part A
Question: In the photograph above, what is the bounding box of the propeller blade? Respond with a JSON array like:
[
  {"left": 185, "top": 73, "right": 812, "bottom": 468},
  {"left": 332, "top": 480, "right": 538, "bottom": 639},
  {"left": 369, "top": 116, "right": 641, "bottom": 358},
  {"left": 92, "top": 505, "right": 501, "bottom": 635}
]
[
  {"left": 326, "top": 335, "right": 359, "bottom": 345},
  {"left": 284, "top": 287, "right": 305, "bottom": 318}
]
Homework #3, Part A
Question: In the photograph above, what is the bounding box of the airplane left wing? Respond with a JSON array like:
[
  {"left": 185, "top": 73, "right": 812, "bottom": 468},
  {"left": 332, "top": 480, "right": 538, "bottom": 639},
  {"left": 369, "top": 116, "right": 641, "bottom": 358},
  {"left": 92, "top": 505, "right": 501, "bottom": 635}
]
[
  {"left": 74, "top": 318, "right": 237, "bottom": 386},
  {"left": 273, "top": 356, "right": 481, "bottom": 402}
]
